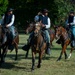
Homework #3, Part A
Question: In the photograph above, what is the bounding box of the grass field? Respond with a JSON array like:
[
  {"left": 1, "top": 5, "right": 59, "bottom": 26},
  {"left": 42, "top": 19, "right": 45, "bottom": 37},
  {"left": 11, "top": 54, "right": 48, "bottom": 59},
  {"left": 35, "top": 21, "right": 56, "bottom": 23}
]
[{"left": 0, "top": 34, "right": 75, "bottom": 75}]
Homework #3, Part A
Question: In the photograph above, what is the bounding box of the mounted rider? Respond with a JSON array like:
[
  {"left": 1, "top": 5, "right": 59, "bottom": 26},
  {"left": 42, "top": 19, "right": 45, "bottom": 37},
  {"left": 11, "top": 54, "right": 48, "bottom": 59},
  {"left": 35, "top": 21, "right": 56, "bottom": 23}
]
[
  {"left": 38, "top": 9, "right": 51, "bottom": 55},
  {"left": 65, "top": 10, "right": 75, "bottom": 47},
  {"left": 22, "top": 9, "right": 51, "bottom": 55},
  {"left": 0, "top": 8, "right": 15, "bottom": 45}
]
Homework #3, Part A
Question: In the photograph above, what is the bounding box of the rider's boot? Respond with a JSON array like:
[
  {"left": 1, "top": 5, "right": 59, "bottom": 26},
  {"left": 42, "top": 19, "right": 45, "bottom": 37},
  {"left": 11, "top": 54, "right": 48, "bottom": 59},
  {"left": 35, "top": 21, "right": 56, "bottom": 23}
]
[
  {"left": 22, "top": 38, "right": 31, "bottom": 51},
  {"left": 56, "top": 38, "right": 61, "bottom": 44},
  {"left": 46, "top": 43, "right": 51, "bottom": 55}
]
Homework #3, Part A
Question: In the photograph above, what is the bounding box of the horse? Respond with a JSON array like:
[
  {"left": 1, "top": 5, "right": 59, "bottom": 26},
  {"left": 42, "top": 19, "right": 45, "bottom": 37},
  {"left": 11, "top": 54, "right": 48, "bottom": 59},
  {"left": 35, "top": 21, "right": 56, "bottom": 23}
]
[
  {"left": 24, "top": 22, "right": 55, "bottom": 58},
  {"left": 0, "top": 25, "right": 19, "bottom": 63},
  {"left": 25, "top": 22, "right": 55, "bottom": 46},
  {"left": 27, "top": 22, "right": 47, "bottom": 70},
  {"left": 55, "top": 26, "right": 74, "bottom": 61}
]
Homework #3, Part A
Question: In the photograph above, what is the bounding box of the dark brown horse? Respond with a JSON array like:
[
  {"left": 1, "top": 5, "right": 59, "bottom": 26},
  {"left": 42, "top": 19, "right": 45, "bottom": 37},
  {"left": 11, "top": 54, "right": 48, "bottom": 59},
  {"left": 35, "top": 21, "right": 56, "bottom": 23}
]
[
  {"left": 25, "top": 22, "right": 55, "bottom": 46},
  {"left": 55, "top": 26, "right": 74, "bottom": 61},
  {"left": 28, "top": 22, "right": 47, "bottom": 70},
  {"left": 25, "top": 22, "right": 55, "bottom": 58},
  {"left": 0, "top": 25, "right": 19, "bottom": 63}
]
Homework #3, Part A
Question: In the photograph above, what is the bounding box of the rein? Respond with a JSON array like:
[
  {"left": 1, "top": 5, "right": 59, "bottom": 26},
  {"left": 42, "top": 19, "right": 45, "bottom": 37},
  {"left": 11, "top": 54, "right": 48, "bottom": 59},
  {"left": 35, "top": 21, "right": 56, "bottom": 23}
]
[
  {"left": 59, "top": 27, "right": 69, "bottom": 42},
  {"left": 33, "top": 29, "right": 45, "bottom": 50}
]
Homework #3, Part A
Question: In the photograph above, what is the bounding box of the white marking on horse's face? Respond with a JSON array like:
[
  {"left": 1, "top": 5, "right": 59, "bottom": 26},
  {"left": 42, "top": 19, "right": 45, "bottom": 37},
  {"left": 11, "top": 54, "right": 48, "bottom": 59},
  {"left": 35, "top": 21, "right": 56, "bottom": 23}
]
[
  {"left": 35, "top": 23, "right": 38, "bottom": 26},
  {"left": 55, "top": 27, "right": 61, "bottom": 39},
  {"left": 55, "top": 33, "right": 60, "bottom": 39}
]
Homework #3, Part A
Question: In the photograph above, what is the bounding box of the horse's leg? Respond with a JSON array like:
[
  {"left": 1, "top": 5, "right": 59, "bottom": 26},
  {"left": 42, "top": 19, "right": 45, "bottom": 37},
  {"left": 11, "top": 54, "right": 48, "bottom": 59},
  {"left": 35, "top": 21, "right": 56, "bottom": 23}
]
[
  {"left": 4, "top": 47, "right": 8, "bottom": 58},
  {"left": 37, "top": 52, "right": 41, "bottom": 68},
  {"left": 0, "top": 48, "right": 1, "bottom": 58},
  {"left": 37, "top": 50, "right": 45, "bottom": 68},
  {"left": 57, "top": 52, "right": 62, "bottom": 61},
  {"left": 64, "top": 51, "right": 68, "bottom": 59},
  {"left": 14, "top": 42, "right": 18, "bottom": 60},
  {"left": 0, "top": 48, "right": 1, "bottom": 63},
  {"left": 68, "top": 47, "right": 74, "bottom": 59},
  {"left": 50, "top": 41, "right": 53, "bottom": 47},
  {"left": 31, "top": 51, "right": 35, "bottom": 71},
  {"left": 57, "top": 44, "right": 67, "bottom": 61},
  {"left": 1, "top": 46, "right": 7, "bottom": 63},
  {"left": 25, "top": 49, "right": 29, "bottom": 58}
]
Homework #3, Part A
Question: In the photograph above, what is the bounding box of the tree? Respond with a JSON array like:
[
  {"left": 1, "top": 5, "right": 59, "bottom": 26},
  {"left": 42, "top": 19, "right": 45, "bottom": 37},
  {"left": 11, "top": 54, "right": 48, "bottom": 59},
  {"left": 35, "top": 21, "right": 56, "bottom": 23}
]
[
  {"left": 54, "top": 0, "right": 74, "bottom": 25},
  {"left": 0, "top": 0, "right": 8, "bottom": 18},
  {"left": 8, "top": 0, "right": 75, "bottom": 31}
]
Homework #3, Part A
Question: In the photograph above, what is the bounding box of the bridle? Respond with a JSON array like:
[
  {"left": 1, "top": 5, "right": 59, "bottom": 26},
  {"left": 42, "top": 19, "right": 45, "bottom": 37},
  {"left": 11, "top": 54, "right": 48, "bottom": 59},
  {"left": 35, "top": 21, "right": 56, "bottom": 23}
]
[{"left": 56, "top": 26, "right": 69, "bottom": 41}]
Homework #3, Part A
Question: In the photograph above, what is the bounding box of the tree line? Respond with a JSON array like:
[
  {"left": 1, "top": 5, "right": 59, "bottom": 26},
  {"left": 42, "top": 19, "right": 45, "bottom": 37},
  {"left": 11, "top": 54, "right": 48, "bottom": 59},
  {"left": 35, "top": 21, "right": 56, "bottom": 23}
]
[{"left": 0, "top": 0, "right": 75, "bottom": 32}]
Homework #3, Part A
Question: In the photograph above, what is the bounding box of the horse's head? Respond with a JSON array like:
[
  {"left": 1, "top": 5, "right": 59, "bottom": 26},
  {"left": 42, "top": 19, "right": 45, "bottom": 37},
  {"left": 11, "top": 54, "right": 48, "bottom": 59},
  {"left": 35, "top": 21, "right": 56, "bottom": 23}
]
[
  {"left": 55, "top": 26, "right": 64, "bottom": 39},
  {"left": 25, "top": 22, "right": 35, "bottom": 34},
  {"left": 34, "top": 22, "right": 41, "bottom": 36}
]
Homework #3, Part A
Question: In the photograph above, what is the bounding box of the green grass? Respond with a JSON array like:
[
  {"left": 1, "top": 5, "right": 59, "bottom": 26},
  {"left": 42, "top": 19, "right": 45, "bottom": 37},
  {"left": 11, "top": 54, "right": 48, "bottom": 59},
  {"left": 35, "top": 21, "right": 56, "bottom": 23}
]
[{"left": 0, "top": 34, "right": 75, "bottom": 75}]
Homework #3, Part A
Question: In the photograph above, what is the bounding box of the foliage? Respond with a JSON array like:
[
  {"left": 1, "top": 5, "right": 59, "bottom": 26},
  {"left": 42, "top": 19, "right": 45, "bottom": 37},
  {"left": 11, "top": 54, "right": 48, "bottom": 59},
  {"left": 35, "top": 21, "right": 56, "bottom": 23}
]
[
  {"left": 0, "top": 0, "right": 8, "bottom": 18},
  {"left": 54, "top": 0, "right": 75, "bottom": 25},
  {"left": 1, "top": 0, "right": 75, "bottom": 31}
]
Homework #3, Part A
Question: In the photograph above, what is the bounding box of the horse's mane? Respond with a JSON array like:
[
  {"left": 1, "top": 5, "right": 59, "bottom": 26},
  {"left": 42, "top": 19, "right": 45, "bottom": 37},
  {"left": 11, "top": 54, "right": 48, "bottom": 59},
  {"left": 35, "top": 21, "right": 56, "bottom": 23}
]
[{"left": 58, "top": 26, "right": 67, "bottom": 32}]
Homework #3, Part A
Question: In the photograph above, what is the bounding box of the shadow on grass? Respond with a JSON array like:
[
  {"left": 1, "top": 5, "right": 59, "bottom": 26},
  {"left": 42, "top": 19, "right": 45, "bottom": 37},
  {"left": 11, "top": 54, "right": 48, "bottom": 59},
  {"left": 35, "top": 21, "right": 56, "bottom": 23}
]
[
  {"left": 6, "top": 46, "right": 64, "bottom": 61},
  {"left": 0, "top": 62, "right": 16, "bottom": 69},
  {"left": 51, "top": 47, "right": 71, "bottom": 50},
  {"left": 6, "top": 54, "right": 26, "bottom": 60},
  {"left": 6, "top": 53, "right": 58, "bottom": 62},
  {"left": 0, "top": 62, "right": 31, "bottom": 72},
  {"left": 18, "top": 44, "right": 71, "bottom": 50}
]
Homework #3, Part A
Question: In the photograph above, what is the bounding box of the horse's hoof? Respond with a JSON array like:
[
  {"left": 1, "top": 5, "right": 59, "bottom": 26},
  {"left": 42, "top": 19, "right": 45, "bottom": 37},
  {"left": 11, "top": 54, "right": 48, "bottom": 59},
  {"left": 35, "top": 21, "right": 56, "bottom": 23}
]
[
  {"left": 57, "top": 57, "right": 61, "bottom": 61},
  {"left": 57, "top": 59, "right": 60, "bottom": 61},
  {"left": 31, "top": 67, "right": 34, "bottom": 71},
  {"left": 0, "top": 60, "right": 5, "bottom": 63},
  {"left": 65, "top": 56, "right": 68, "bottom": 60},
  {"left": 37, "top": 65, "right": 41, "bottom": 68},
  {"left": 25, "top": 55, "right": 28, "bottom": 59},
  {"left": 65, "top": 57, "right": 68, "bottom": 60},
  {"left": 66, "top": 58, "right": 69, "bottom": 60},
  {"left": 15, "top": 58, "right": 17, "bottom": 60}
]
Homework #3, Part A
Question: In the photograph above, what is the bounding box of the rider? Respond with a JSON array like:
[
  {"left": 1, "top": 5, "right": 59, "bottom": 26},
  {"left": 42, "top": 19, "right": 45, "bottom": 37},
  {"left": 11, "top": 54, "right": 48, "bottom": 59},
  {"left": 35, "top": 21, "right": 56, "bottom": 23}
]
[
  {"left": 65, "top": 10, "right": 75, "bottom": 47},
  {"left": 39, "top": 9, "right": 51, "bottom": 55},
  {"left": 0, "top": 8, "right": 15, "bottom": 44},
  {"left": 22, "top": 9, "right": 51, "bottom": 55}
]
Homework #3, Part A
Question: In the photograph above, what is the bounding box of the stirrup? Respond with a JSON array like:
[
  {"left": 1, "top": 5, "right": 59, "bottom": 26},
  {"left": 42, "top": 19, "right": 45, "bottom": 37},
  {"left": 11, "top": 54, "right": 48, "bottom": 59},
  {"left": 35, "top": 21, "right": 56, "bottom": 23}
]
[{"left": 22, "top": 44, "right": 30, "bottom": 51}]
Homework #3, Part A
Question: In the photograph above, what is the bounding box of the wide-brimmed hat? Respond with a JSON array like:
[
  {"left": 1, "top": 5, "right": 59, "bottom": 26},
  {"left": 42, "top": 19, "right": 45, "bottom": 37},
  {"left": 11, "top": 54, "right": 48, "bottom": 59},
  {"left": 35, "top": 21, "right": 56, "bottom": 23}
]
[
  {"left": 70, "top": 10, "right": 74, "bottom": 14},
  {"left": 7, "top": 8, "right": 14, "bottom": 12},
  {"left": 42, "top": 9, "right": 49, "bottom": 13}
]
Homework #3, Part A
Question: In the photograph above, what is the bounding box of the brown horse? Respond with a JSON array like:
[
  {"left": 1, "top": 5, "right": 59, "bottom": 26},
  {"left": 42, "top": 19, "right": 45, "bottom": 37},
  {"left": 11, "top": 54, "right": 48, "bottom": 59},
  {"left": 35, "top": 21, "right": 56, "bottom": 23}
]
[
  {"left": 55, "top": 26, "right": 74, "bottom": 61},
  {"left": 0, "top": 25, "right": 19, "bottom": 63},
  {"left": 28, "top": 22, "right": 47, "bottom": 70},
  {"left": 25, "top": 22, "right": 55, "bottom": 46},
  {"left": 25, "top": 22, "right": 55, "bottom": 58}
]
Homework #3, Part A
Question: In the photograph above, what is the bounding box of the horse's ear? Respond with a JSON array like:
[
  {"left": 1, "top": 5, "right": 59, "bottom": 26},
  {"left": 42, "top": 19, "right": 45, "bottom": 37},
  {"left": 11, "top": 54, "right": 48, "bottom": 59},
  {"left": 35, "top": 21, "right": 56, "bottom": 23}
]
[
  {"left": 53, "top": 25, "right": 58, "bottom": 29},
  {"left": 53, "top": 25, "right": 55, "bottom": 28},
  {"left": 26, "top": 21, "right": 30, "bottom": 24}
]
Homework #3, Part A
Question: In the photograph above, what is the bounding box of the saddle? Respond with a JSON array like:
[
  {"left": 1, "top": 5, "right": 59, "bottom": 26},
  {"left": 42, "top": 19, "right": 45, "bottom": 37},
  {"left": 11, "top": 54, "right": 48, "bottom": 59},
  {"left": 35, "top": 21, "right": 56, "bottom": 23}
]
[
  {"left": 2, "top": 27, "right": 18, "bottom": 50},
  {"left": 41, "top": 30, "right": 47, "bottom": 43}
]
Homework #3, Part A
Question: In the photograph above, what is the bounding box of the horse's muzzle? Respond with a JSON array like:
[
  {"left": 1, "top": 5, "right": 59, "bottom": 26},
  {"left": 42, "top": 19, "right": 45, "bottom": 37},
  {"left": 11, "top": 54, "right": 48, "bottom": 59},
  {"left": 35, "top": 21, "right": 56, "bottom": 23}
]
[{"left": 55, "top": 34, "right": 60, "bottom": 39}]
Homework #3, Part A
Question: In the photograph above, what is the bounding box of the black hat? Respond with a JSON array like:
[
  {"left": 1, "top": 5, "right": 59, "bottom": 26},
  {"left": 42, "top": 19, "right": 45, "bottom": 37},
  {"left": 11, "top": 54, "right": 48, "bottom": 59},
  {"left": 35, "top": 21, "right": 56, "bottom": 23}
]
[
  {"left": 42, "top": 9, "right": 49, "bottom": 13},
  {"left": 70, "top": 10, "right": 74, "bottom": 14},
  {"left": 7, "top": 8, "right": 14, "bottom": 12}
]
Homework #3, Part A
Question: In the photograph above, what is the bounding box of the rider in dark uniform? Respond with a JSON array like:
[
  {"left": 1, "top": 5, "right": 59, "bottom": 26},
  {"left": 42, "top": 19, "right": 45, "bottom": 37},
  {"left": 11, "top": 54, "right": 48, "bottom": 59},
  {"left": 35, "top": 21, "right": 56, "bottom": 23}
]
[
  {"left": 22, "top": 9, "right": 51, "bottom": 55},
  {"left": 39, "top": 9, "right": 51, "bottom": 55},
  {"left": 0, "top": 8, "right": 15, "bottom": 50},
  {"left": 65, "top": 10, "right": 75, "bottom": 47}
]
